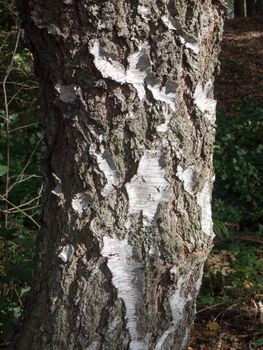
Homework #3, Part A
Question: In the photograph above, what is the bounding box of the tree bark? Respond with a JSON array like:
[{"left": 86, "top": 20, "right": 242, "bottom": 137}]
[
  {"left": 234, "top": 0, "right": 246, "bottom": 16},
  {"left": 14, "top": 1, "right": 224, "bottom": 349},
  {"left": 256, "top": 0, "right": 263, "bottom": 14},
  {"left": 247, "top": 0, "right": 257, "bottom": 16}
]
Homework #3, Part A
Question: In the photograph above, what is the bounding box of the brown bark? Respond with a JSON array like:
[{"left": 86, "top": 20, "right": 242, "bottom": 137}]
[{"left": 14, "top": 1, "right": 225, "bottom": 349}]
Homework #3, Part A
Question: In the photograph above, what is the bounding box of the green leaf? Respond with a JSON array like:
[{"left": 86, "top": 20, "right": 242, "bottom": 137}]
[
  {"left": 255, "top": 337, "right": 263, "bottom": 347},
  {"left": 20, "top": 286, "right": 30, "bottom": 296},
  {"left": 200, "top": 295, "right": 215, "bottom": 305},
  {"left": 0, "top": 164, "right": 8, "bottom": 176}
]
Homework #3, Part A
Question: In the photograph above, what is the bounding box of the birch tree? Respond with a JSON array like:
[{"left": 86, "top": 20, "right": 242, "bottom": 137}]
[{"left": 14, "top": 1, "right": 225, "bottom": 349}]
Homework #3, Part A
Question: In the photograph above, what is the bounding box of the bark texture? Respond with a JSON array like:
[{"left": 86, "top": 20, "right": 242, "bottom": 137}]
[{"left": 15, "top": 1, "right": 224, "bottom": 349}]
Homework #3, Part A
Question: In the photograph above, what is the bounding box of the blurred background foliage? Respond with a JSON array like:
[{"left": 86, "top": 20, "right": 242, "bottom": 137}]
[
  {"left": 0, "top": 1, "right": 43, "bottom": 341},
  {"left": 0, "top": 0, "right": 263, "bottom": 348}
]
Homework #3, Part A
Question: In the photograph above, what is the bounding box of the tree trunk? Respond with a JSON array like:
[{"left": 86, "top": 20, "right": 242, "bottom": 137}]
[
  {"left": 234, "top": 0, "right": 246, "bottom": 16},
  {"left": 256, "top": 0, "right": 263, "bottom": 14},
  {"left": 247, "top": 0, "right": 257, "bottom": 16},
  {"left": 14, "top": 1, "right": 224, "bottom": 349}
]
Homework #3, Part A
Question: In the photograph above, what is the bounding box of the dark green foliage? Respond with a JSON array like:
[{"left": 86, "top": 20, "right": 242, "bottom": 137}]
[
  {"left": 199, "top": 99, "right": 263, "bottom": 310},
  {"left": 213, "top": 98, "right": 263, "bottom": 237},
  {"left": 0, "top": 2, "right": 42, "bottom": 342},
  {"left": 199, "top": 243, "right": 263, "bottom": 306}
]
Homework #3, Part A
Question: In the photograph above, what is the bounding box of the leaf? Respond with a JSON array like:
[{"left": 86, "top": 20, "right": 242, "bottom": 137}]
[
  {"left": 20, "top": 286, "right": 30, "bottom": 296},
  {"left": 0, "top": 164, "right": 8, "bottom": 176},
  {"left": 200, "top": 295, "right": 215, "bottom": 305},
  {"left": 207, "top": 321, "right": 220, "bottom": 332},
  {"left": 255, "top": 337, "right": 263, "bottom": 347}
]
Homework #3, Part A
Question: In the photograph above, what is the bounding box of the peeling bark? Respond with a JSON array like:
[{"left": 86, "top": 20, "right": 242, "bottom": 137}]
[{"left": 15, "top": 1, "right": 225, "bottom": 349}]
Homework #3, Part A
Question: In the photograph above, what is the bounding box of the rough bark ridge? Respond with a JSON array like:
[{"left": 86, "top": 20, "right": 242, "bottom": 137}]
[{"left": 15, "top": 1, "right": 224, "bottom": 349}]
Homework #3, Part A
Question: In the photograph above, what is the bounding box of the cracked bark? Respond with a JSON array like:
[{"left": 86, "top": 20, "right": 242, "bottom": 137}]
[{"left": 14, "top": 1, "right": 225, "bottom": 349}]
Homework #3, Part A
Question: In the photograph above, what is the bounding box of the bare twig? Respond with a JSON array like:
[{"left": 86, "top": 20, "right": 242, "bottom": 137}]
[
  {"left": 197, "top": 302, "right": 226, "bottom": 314},
  {"left": 10, "top": 122, "right": 39, "bottom": 133},
  {"left": 8, "top": 137, "right": 43, "bottom": 193},
  {"left": 214, "top": 234, "right": 263, "bottom": 245},
  {"left": 7, "top": 86, "right": 23, "bottom": 106},
  {"left": 10, "top": 281, "right": 22, "bottom": 307},
  {"left": 8, "top": 194, "right": 41, "bottom": 210},
  {"left": 1, "top": 204, "right": 41, "bottom": 214},
  {"left": 7, "top": 175, "right": 40, "bottom": 191},
  {"left": 0, "top": 81, "right": 38, "bottom": 89},
  {"left": 2, "top": 29, "right": 21, "bottom": 265},
  {"left": 0, "top": 195, "right": 40, "bottom": 229}
]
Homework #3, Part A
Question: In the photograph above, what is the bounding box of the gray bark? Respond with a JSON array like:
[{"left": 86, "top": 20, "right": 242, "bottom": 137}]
[{"left": 14, "top": 1, "right": 224, "bottom": 349}]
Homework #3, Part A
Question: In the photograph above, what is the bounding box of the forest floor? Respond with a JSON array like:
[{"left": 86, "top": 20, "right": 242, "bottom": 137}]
[
  {"left": 215, "top": 16, "right": 263, "bottom": 111},
  {"left": 189, "top": 16, "right": 263, "bottom": 350}
]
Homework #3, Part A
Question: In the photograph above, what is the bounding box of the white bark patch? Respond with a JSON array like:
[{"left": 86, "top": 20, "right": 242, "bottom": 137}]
[
  {"left": 147, "top": 82, "right": 176, "bottom": 112},
  {"left": 89, "top": 40, "right": 178, "bottom": 111},
  {"left": 101, "top": 237, "right": 147, "bottom": 350},
  {"left": 161, "top": 15, "right": 199, "bottom": 54},
  {"left": 85, "top": 341, "right": 99, "bottom": 350},
  {"left": 161, "top": 16, "right": 177, "bottom": 30},
  {"left": 89, "top": 41, "right": 149, "bottom": 100},
  {"left": 108, "top": 317, "right": 121, "bottom": 333},
  {"left": 193, "top": 81, "right": 216, "bottom": 123},
  {"left": 176, "top": 165, "right": 196, "bottom": 195},
  {"left": 90, "top": 144, "right": 121, "bottom": 197},
  {"left": 52, "top": 184, "right": 62, "bottom": 196},
  {"left": 170, "top": 275, "right": 192, "bottom": 325},
  {"left": 196, "top": 181, "right": 213, "bottom": 236},
  {"left": 154, "top": 274, "right": 192, "bottom": 350},
  {"left": 126, "top": 50, "right": 150, "bottom": 100},
  {"left": 179, "top": 37, "right": 200, "bottom": 54},
  {"left": 51, "top": 173, "right": 63, "bottom": 196},
  {"left": 58, "top": 244, "right": 75, "bottom": 263},
  {"left": 138, "top": 5, "right": 151, "bottom": 21},
  {"left": 72, "top": 193, "right": 93, "bottom": 217},
  {"left": 51, "top": 173, "right": 65, "bottom": 204},
  {"left": 55, "top": 83, "right": 77, "bottom": 103},
  {"left": 126, "top": 151, "right": 170, "bottom": 226},
  {"left": 156, "top": 105, "right": 171, "bottom": 133}
]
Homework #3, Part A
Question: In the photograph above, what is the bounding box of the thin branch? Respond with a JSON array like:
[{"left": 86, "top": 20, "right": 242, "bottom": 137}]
[
  {"left": 8, "top": 137, "right": 43, "bottom": 193},
  {"left": 0, "top": 81, "right": 38, "bottom": 89},
  {"left": 3, "top": 204, "right": 41, "bottom": 214},
  {"left": 214, "top": 234, "right": 263, "bottom": 245},
  {"left": 2, "top": 29, "right": 21, "bottom": 265},
  {"left": 7, "top": 174, "right": 40, "bottom": 191},
  {"left": 7, "top": 86, "right": 24, "bottom": 106},
  {"left": 9, "top": 174, "right": 42, "bottom": 179},
  {"left": 0, "top": 195, "right": 40, "bottom": 229},
  {"left": 10, "top": 281, "right": 22, "bottom": 307},
  {"left": 8, "top": 195, "right": 41, "bottom": 210},
  {"left": 197, "top": 302, "right": 226, "bottom": 314},
  {"left": 10, "top": 122, "right": 39, "bottom": 133}
]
